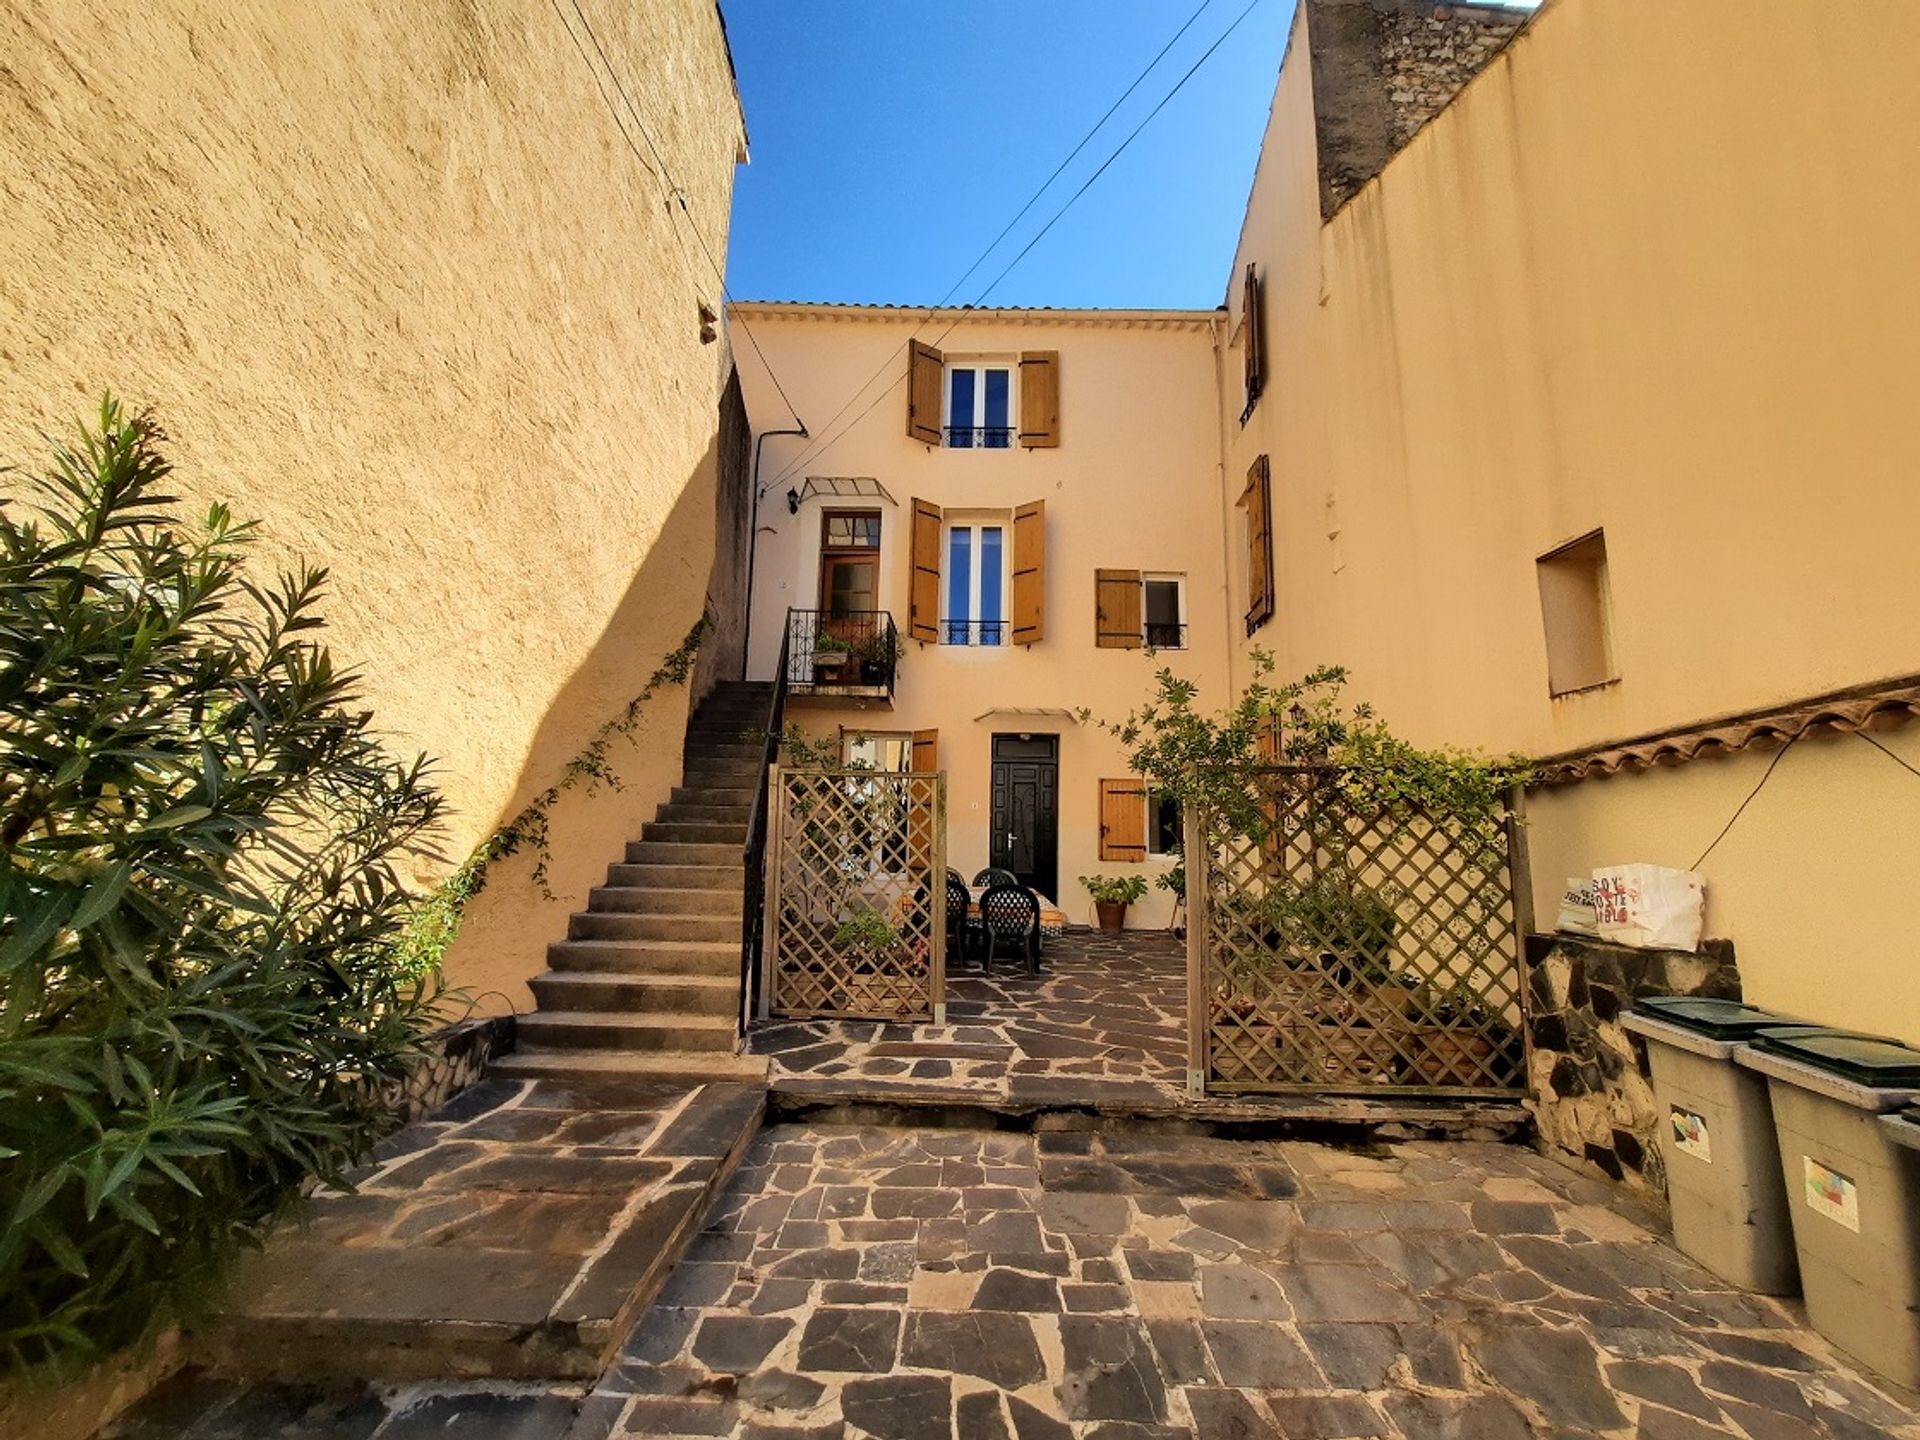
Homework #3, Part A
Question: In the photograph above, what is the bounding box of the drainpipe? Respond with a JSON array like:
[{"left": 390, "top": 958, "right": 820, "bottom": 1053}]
[{"left": 742, "top": 425, "right": 808, "bottom": 680}]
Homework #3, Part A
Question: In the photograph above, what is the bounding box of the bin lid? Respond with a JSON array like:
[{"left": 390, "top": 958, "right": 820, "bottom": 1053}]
[
  {"left": 1748, "top": 1028, "right": 1920, "bottom": 1088},
  {"left": 1631, "top": 996, "right": 1801, "bottom": 1040}
]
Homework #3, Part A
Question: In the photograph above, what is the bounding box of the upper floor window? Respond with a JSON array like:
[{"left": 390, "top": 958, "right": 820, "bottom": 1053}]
[
  {"left": 945, "top": 516, "right": 1006, "bottom": 645},
  {"left": 1094, "top": 569, "right": 1187, "bottom": 649},
  {"left": 944, "top": 361, "right": 1014, "bottom": 449},
  {"left": 1143, "top": 575, "right": 1186, "bottom": 649},
  {"left": 1536, "top": 529, "right": 1617, "bottom": 696}
]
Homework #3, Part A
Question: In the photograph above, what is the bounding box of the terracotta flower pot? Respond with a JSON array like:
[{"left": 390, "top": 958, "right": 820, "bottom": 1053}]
[{"left": 1094, "top": 900, "right": 1129, "bottom": 932}]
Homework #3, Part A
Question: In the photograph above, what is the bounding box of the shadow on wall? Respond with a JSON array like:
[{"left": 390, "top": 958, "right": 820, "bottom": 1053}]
[{"left": 439, "top": 434, "right": 726, "bottom": 1015}]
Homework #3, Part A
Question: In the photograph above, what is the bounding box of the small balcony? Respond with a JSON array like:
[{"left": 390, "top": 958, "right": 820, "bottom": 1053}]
[
  {"left": 944, "top": 425, "right": 1014, "bottom": 450},
  {"left": 786, "top": 609, "right": 898, "bottom": 707}
]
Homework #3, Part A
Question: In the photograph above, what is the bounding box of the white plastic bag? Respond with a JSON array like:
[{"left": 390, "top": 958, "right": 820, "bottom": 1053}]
[
  {"left": 1591, "top": 863, "right": 1706, "bottom": 952},
  {"left": 1554, "top": 877, "right": 1601, "bottom": 937}
]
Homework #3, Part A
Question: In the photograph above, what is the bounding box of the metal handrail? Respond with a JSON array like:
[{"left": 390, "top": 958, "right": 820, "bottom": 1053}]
[{"left": 738, "top": 613, "right": 791, "bottom": 1039}]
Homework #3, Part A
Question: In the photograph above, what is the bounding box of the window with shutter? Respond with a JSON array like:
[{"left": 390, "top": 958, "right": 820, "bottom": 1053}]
[
  {"left": 1239, "top": 455, "right": 1274, "bottom": 635},
  {"left": 1094, "top": 569, "right": 1143, "bottom": 649},
  {"left": 1018, "top": 351, "right": 1060, "bottom": 448},
  {"left": 907, "top": 341, "right": 944, "bottom": 446},
  {"left": 1098, "top": 779, "right": 1148, "bottom": 862},
  {"left": 1240, "top": 263, "right": 1265, "bottom": 424},
  {"left": 911, "top": 729, "right": 938, "bottom": 772},
  {"left": 1010, "top": 500, "right": 1046, "bottom": 645},
  {"left": 907, "top": 498, "right": 943, "bottom": 643}
]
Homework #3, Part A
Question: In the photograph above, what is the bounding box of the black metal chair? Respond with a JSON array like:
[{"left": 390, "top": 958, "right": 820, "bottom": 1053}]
[
  {"left": 945, "top": 876, "right": 982, "bottom": 967},
  {"left": 977, "top": 883, "right": 1042, "bottom": 977},
  {"left": 946, "top": 867, "right": 968, "bottom": 892},
  {"left": 972, "top": 866, "right": 1018, "bottom": 890}
]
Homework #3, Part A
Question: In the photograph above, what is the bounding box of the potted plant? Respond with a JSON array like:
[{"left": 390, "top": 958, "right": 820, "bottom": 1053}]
[
  {"left": 831, "top": 905, "right": 915, "bottom": 1016},
  {"left": 811, "top": 631, "right": 853, "bottom": 684},
  {"left": 851, "top": 626, "right": 903, "bottom": 686},
  {"left": 1080, "top": 873, "right": 1149, "bottom": 932},
  {"left": 1403, "top": 981, "right": 1509, "bottom": 1085}
]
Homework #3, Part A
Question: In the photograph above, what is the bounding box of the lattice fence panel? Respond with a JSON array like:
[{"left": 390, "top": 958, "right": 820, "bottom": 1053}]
[
  {"left": 767, "top": 767, "right": 946, "bottom": 1021},
  {"left": 1193, "top": 768, "right": 1525, "bottom": 1094}
]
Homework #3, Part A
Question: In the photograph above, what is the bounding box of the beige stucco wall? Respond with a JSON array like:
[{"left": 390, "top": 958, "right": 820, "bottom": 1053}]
[
  {"left": 1221, "top": 0, "right": 1920, "bottom": 1037},
  {"left": 733, "top": 306, "right": 1228, "bottom": 928},
  {"left": 0, "top": 0, "right": 748, "bottom": 1012}
]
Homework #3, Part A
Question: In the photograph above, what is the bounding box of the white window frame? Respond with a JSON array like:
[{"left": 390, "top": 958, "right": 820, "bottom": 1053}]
[
  {"left": 941, "top": 356, "right": 1018, "bottom": 449},
  {"left": 1141, "top": 572, "right": 1188, "bottom": 650},
  {"left": 842, "top": 731, "right": 913, "bottom": 772},
  {"left": 942, "top": 511, "right": 1011, "bottom": 646}
]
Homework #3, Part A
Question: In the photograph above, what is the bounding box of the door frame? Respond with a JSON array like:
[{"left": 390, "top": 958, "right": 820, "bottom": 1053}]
[{"left": 989, "top": 733, "right": 1060, "bottom": 899}]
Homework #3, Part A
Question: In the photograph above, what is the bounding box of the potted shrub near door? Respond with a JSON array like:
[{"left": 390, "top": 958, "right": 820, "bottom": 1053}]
[{"left": 1080, "top": 874, "right": 1148, "bottom": 933}]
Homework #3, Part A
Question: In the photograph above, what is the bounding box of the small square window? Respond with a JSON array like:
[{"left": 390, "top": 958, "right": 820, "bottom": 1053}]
[
  {"left": 1536, "top": 530, "right": 1617, "bottom": 697},
  {"left": 1143, "top": 576, "right": 1186, "bottom": 649},
  {"left": 1149, "top": 791, "right": 1182, "bottom": 856}
]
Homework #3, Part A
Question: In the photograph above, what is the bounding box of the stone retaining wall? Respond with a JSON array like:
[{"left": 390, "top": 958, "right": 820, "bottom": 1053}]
[
  {"left": 1523, "top": 933, "right": 1741, "bottom": 1204},
  {"left": 387, "top": 1013, "right": 517, "bottom": 1129}
]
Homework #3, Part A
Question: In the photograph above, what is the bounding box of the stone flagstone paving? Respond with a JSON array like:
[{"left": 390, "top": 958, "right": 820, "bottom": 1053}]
[
  {"left": 104, "top": 1121, "right": 1920, "bottom": 1439},
  {"left": 755, "top": 930, "right": 1191, "bottom": 1109}
]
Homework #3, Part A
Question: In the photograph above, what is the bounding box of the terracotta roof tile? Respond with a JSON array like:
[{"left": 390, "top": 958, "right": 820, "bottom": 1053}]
[{"left": 1535, "top": 680, "right": 1920, "bottom": 784}]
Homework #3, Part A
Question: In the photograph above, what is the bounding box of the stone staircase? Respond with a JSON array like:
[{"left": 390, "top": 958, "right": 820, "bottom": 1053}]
[{"left": 494, "top": 680, "right": 774, "bottom": 1085}]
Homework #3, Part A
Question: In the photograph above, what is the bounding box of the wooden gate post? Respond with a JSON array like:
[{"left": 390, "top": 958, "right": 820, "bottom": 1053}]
[
  {"left": 1183, "top": 801, "right": 1210, "bottom": 1097},
  {"left": 930, "top": 771, "right": 947, "bottom": 1027},
  {"left": 1504, "top": 782, "right": 1537, "bottom": 1085}
]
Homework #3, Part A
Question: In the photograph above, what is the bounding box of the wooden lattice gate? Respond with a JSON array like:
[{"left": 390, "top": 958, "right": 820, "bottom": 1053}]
[
  {"left": 1184, "top": 767, "right": 1530, "bottom": 1096},
  {"left": 761, "top": 765, "right": 946, "bottom": 1023}
]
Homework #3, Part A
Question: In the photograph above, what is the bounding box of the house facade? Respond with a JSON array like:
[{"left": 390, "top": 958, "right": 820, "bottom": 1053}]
[
  {"left": 735, "top": 305, "right": 1226, "bottom": 927},
  {"left": 737, "top": 0, "right": 1920, "bottom": 1044}
]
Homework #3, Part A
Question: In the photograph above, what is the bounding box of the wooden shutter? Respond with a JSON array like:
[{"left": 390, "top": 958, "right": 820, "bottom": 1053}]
[
  {"left": 1241, "top": 262, "right": 1265, "bottom": 422},
  {"left": 1098, "top": 779, "right": 1148, "bottom": 862},
  {"left": 1018, "top": 351, "right": 1060, "bottom": 448},
  {"left": 907, "top": 340, "right": 944, "bottom": 445},
  {"left": 1094, "top": 569, "right": 1143, "bottom": 649},
  {"left": 1010, "top": 500, "right": 1046, "bottom": 645},
  {"left": 907, "top": 729, "right": 938, "bottom": 870},
  {"left": 911, "top": 729, "right": 938, "bottom": 772},
  {"left": 907, "top": 497, "right": 942, "bottom": 643},
  {"left": 1239, "top": 456, "right": 1274, "bottom": 634},
  {"left": 1254, "top": 714, "right": 1282, "bottom": 869}
]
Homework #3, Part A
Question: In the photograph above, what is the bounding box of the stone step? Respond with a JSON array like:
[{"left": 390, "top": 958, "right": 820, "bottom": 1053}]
[
  {"left": 670, "top": 785, "right": 756, "bottom": 807},
  {"left": 605, "top": 862, "right": 743, "bottom": 889},
  {"left": 569, "top": 911, "right": 739, "bottom": 943},
  {"left": 547, "top": 938, "right": 738, "bottom": 975},
  {"left": 653, "top": 801, "right": 751, "bottom": 825},
  {"left": 529, "top": 970, "right": 738, "bottom": 1015},
  {"left": 492, "top": 1049, "right": 770, "bottom": 1085},
  {"left": 641, "top": 820, "right": 748, "bottom": 845},
  {"left": 625, "top": 839, "right": 744, "bottom": 866},
  {"left": 586, "top": 885, "right": 744, "bottom": 917},
  {"left": 679, "top": 765, "right": 763, "bottom": 790},
  {"left": 516, "top": 1010, "right": 737, "bottom": 1053}
]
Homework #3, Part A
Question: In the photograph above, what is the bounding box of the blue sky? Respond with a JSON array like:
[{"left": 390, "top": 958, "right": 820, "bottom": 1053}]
[{"left": 720, "top": 0, "right": 1298, "bottom": 311}]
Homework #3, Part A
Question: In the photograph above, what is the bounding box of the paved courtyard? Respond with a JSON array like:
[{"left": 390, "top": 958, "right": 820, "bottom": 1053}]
[
  {"left": 755, "top": 929, "right": 1192, "bottom": 1109},
  {"left": 113, "top": 1120, "right": 1920, "bottom": 1439}
]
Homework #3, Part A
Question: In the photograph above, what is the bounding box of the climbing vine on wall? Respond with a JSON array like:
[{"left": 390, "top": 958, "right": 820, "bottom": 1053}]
[{"left": 391, "top": 612, "right": 710, "bottom": 974}]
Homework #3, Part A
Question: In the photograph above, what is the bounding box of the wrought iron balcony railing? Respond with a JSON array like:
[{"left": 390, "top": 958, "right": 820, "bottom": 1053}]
[
  {"left": 942, "top": 618, "right": 1006, "bottom": 647},
  {"left": 787, "top": 609, "right": 898, "bottom": 698},
  {"left": 1144, "top": 621, "right": 1188, "bottom": 649},
  {"left": 944, "top": 425, "right": 1014, "bottom": 449}
]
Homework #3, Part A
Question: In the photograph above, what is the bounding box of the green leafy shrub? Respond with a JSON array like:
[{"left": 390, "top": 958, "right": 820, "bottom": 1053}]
[
  {"left": 1079, "top": 874, "right": 1148, "bottom": 905},
  {"left": 0, "top": 400, "right": 447, "bottom": 1375}
]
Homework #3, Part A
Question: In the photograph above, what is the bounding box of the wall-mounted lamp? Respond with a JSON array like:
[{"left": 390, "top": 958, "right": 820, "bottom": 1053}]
[{"left": 786, "top": 486, "right": 801, "bottom": 515}]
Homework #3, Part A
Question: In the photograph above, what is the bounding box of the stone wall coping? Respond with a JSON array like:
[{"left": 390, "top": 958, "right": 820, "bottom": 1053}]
[
  {"left": 1882, "top": 1111, "right": 1920, "bottom": 1153},
  {"left": 1735, "top": 1044, "right": 1918, "bottom": 1113},
  {"left": 1620, "top": 1011, "right": 1741, "bottom": 1060}
]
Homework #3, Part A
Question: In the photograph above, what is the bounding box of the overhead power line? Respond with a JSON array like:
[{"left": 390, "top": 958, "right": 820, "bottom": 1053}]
[
  {"left": 551, "top": 0, "right": 807, "bottom": 431},
  {"left": 765, "top": 0, "right": 1265, "bottom": 492}
]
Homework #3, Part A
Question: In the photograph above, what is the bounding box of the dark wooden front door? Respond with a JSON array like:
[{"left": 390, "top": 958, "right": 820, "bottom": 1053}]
[{"left": 990, "top": 734, "right": 1058, "bottom": 899}]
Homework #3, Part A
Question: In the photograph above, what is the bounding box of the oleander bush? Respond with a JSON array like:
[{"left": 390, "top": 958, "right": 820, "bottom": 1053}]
[{"left": 0, "top": 399, "right": 447, "bottom": 1375}]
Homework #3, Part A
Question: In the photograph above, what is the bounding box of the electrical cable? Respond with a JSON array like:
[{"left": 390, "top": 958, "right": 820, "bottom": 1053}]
[
  {"left": 763, "top": 0, "right": 1260, "bottom": 492},
  {"left": 1856, "top": 728, "right": 1920, "bottom": 782},
  {"left": 552, "top": 0, "right": 807, "bottom": 429},
  {"left": 1690, "top": 736, "right": 1797, "bottom": 870}
]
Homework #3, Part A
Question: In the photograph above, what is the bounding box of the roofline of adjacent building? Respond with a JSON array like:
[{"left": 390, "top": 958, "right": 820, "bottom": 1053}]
[{"left": 729, "top": 300, "right": 1223, "bottom": 331}]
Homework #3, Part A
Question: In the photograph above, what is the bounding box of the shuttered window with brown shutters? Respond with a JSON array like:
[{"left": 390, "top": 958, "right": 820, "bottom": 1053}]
[
  {"left": 1239, "top": 455, "right": 1274, "bottom": 634},
  {"left": 910, "top": 729, "right": 938, "bottom": 771},
  {"left": 1018, "top": 351, "right": 1060, "bottom": 447},
  {"left": 907, "top": 498, "right": 943, "bottom": 643},
  {"left": 1254, "top": 714, "right": 1283, "bottom": 869},
  {"left": 1094, "top": 569, "right": 1143, "bottom": 648},
  {"left": 907, "top": 340, "right": 944, "bottom": 446},
  {"left": 1240, "top": 262, "right": 1265, "bottom": 424},
  {"left": 1010, "top": 500, "right": 1046, "bottom": 645},
  {"left": 1098, "top": 779, "right": 1148, "bottom": 862}
]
